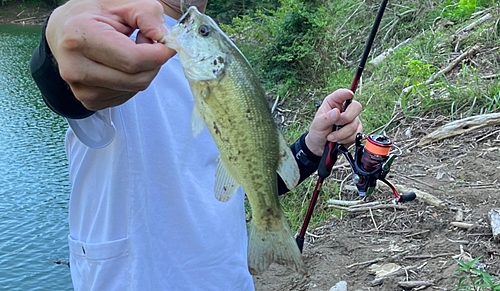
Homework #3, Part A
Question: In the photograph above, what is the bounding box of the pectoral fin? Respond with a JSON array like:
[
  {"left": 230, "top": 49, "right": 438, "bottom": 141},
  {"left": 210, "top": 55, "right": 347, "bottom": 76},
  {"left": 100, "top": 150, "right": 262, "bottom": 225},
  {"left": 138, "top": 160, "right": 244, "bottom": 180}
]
[
  {"left": 214, "top": 158, "right": 240, "bottom": 202},
  {"left": 191, "top": 105, "right": 205, "bottom": 137},
  {"left": 277, "top": 133, "right": 300, "bottom": 190}
]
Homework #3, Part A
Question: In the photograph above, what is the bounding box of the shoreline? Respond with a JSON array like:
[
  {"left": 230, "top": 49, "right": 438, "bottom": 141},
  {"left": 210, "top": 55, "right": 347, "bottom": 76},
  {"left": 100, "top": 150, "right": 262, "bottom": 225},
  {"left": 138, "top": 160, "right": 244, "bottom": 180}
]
[{"left": 0, "top": 3, "right": 52, "bottom": 25}]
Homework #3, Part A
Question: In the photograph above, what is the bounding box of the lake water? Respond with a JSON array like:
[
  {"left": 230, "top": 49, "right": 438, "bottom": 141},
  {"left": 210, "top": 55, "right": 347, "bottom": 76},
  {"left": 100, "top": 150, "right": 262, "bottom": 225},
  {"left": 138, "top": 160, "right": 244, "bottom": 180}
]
[{"left": 0, "top": 24, "right": 73, "bottom": 290}]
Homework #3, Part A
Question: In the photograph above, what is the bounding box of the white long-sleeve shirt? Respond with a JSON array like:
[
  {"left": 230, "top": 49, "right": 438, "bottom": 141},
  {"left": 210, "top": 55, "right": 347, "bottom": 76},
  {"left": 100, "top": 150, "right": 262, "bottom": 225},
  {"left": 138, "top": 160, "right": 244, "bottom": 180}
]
[{"left": 64, "top": 15, "right": 253, "bottom": 291}]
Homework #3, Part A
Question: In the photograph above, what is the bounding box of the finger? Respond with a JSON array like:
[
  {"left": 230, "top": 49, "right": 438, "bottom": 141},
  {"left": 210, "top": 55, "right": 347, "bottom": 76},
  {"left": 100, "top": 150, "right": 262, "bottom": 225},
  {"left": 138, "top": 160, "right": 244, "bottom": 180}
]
[
  {"left": 136, "top": 30, "right": 177, "bottom": 58},
  {"left": 70, "top": 84, "right": 137, "bottom": 110},
  {"left": 331, "top": 100, "right": 363, "bottom": 126},
  {"left": 135, "top": 30, "right": 154, "bottom": 44},
  {"left": 341, "top": 122, "right": 364, "bottom": 146},
  {"left": 327, "top": 118, "right": 362, "bottom": 144},
  {"left": 109, "top": 0, "right": 168, "bottom": 42},
  {"left": 319, "top": 89, "right": 354, "bottom": 112},
  {"left": 315, "top": 99, "right": 362, "bottom": 130},
  {"left": 78, "top": 23, "right": 173, "bottom": 73},
  {"left": 59, "top": 53, "right": 162, "bottom": 91},
  {"left": 312, "top": 107, "right": 341, "bottom": 133}
]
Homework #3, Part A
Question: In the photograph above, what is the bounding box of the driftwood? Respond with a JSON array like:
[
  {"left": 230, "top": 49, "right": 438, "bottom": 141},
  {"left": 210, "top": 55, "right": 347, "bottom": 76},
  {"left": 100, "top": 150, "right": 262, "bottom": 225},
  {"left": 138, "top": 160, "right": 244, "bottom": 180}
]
[
  {"left": 489, "top": 208, "right": 500, "bottom": 241},
  {"left": 417, "top": 113, "right": 500, "bottom": 146},
  {"left": 10, "top": 15, "right": 49, "bottom": 24}
]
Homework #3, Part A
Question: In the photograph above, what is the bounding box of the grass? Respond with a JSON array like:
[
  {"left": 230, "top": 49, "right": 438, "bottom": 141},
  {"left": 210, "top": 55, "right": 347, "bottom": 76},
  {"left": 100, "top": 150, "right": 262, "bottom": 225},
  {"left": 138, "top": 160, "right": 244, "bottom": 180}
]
[
  {"left": 225, "top": 0, "right": 500, "bottom": 231},
  {"left": 455, "top": 257, "right": 500, "bottom": 290}
]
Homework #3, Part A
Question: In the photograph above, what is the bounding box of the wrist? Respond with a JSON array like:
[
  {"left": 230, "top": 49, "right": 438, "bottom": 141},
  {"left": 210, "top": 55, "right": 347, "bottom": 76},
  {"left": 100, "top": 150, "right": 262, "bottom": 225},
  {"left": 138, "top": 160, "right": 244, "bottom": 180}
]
[
  {"left": 43, "top": 13, "right": 58, "bottom": 68},
  {"left": 300, "top": 133, "right": 322, "bottom": 162},
  {"left": 304, "top": 133, "right": 324, "bottom": 157},
  {"left": 30, "top": 13, "right": 95, "bottom": 119}
]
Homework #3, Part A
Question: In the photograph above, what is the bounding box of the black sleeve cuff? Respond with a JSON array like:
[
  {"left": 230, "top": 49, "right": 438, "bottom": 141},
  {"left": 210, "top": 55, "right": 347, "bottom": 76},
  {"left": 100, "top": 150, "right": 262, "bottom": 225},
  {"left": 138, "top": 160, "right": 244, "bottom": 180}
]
[
  {"left": 278, "top": 132, "right": 322, "bottom": 195},
  {"left": 30, "top": 14, "right": 95, "bottom": 119}
]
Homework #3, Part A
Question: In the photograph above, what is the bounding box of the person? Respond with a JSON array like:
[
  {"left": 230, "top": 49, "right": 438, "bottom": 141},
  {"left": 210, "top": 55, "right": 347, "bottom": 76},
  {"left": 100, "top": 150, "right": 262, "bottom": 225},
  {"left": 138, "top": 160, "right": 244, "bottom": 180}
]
[{"left": 29, "top": 0, "right": 363, "bottom": 290}]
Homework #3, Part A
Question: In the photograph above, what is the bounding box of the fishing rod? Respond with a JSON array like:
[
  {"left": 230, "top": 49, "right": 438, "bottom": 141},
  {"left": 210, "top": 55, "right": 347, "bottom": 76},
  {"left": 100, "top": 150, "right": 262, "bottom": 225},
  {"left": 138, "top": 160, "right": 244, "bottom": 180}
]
[{"left": 295, "top": 0, "right": 416, "bottom": 253}]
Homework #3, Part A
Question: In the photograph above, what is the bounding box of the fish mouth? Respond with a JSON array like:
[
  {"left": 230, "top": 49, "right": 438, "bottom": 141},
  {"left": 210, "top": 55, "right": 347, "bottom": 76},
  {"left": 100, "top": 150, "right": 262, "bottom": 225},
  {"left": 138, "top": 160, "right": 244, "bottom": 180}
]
[
  {"left": 161, "top": 6, "right": 198, "bottom": 49},
  {"left": 178, "top": 6, "right": 199, "bottom": 25},
  {"left": 178, "top": 10, "right": 190, "bottom": 25}
]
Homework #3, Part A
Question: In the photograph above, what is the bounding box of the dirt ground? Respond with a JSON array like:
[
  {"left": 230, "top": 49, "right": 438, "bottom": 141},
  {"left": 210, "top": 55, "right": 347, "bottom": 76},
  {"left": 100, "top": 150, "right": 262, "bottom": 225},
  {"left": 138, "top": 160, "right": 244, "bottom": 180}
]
[
  {"left": 254, "top": 123, "right": 500, "bottom": 291},
  {"left": 3, "top": 3, "right": 499, "bottom": 291}
]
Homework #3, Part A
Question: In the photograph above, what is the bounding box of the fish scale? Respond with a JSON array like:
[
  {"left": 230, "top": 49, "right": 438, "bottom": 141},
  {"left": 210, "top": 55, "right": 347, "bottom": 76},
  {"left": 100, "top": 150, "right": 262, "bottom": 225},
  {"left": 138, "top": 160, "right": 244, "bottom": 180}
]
[{"left": 162, "top": 6, "right": 306, "bottom": 275}]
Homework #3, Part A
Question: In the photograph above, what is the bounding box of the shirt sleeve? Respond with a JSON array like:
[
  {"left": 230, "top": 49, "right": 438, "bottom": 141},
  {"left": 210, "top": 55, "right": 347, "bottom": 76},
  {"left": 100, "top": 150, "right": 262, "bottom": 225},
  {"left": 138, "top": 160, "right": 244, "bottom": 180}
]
[
  {"left": 278, "top": 132, "right": 322, "bottom": 195},
  {"left": 29, "top": 14, "right": 96, "bottom": 119},
  {"left": 66, "top": 108, "right": 116, "bottom": 149}
]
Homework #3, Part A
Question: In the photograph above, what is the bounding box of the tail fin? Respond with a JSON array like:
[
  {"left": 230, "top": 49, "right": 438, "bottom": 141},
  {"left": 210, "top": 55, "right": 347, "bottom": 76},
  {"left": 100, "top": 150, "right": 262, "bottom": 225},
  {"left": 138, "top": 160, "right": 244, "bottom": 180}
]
[{"left": 247, "top": 217, "right": 307, "bottom": 275}]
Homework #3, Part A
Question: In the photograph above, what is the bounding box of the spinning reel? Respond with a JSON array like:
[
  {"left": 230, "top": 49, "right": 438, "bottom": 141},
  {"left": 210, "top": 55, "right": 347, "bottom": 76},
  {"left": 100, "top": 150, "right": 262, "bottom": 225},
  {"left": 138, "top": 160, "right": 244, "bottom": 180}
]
[
  {"left": 295, "top": 0, "right": 416, "bottom": 252},
  {"left": 338, "top": 133, "right": 416, "bottom": 203}
]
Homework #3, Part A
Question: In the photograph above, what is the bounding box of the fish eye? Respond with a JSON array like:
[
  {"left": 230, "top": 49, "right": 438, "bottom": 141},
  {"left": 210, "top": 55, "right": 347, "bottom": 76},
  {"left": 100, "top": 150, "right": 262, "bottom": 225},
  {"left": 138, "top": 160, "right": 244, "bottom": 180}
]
[{"left": 198, "top": 25, "right": 210, "bottom": 37}]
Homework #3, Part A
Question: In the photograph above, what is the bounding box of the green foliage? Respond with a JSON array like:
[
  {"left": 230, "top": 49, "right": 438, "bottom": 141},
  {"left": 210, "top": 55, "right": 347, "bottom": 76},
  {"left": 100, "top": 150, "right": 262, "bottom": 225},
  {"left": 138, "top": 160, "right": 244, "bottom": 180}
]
[
  {"left": 206, "top": 0, "right": 278, "bottom": 23},
  {"left": 441, "top": 0, "right": 495, "bottom": 21},
  {"left": 405, "top": 59, "right": 437, "bottom": 83},
  {"left": 455, "top": 257, "right": 500, "bottom": 291},
  {"left": 226, "top": 0, "right": 500, "bottom": 237},
  {"left": 442, "top": 0, "right": 480, "bottom": 21},
  {"left": 224, "top": 0, "right": 338, "bottom": 97}
]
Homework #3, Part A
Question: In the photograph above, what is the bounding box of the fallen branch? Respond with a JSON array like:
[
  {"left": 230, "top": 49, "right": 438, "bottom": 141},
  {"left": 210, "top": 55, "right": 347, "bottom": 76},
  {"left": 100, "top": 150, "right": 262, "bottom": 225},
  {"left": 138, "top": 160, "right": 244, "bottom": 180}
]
[
  {"left": 369, "top": 265, "right": 418, "bottom": 286},
  {"left": 329, "top": 203, "right": 408, "bottom": 212},
  {"left": 398, "top": 280, "right": 433, "bottom": 289},
  {"left": 10, "top": 16, "right": 35, "bottom": 23},
  {"left": 327, "top": 199, "right": 365, "bottom": 207},
  {"left": 450, "top": 221, "right": 474, "bottom": 229},
  {"left": 417, "top": 113, "right": 500, "bottom": 146},
  {"left": 346, "top": 258, "right": 383, "bottom": 269},
  {"left": 270, "top": 95, "right": 280, "bottom": 113},
  {"left": 369, "top": 38, "right": 411, "bottom": 66},
  {"left": 377, "top": 182, "right": 447, "bottom": 208},
  {"left": 456, "top": 13, "right": 492, "bottom": 34},
  {"left": 348, "top": 201, "right": 380, "bottom": 208},
  {"left": 481, "top": 73, "right": 500, "bottom": 79},
  {"left": 404, "top": 253, "right": 455, "bottom": 260},
  {"left": 10, "top": 15, "right": 49, "bottom": 24},
  {"left": 401, "top": 45, "right": 481, "bottom": 96}
]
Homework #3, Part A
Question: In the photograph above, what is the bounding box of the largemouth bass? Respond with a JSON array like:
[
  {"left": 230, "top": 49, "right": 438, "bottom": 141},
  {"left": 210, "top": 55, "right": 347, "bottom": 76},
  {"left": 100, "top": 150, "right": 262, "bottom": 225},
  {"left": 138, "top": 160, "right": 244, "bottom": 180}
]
[{"left": 161, "top": 6, "right": 306, "bottom": 275}]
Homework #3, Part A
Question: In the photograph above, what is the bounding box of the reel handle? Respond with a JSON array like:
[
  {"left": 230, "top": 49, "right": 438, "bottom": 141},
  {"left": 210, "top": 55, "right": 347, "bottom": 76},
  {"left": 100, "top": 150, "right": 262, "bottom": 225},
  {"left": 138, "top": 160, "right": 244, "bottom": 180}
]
[{"left": 398, "top": 192, "right": 417, "bottom": 203}]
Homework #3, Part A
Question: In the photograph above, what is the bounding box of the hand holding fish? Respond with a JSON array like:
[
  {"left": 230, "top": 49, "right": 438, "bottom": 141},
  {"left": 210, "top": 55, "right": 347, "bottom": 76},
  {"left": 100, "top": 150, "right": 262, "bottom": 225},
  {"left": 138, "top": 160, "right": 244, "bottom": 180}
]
[
  {"left": 45, "top": 0, "right": 175, "bottom": 111},
  {"left": 305, "top": 89, "right": 363, "bottom": 156}
]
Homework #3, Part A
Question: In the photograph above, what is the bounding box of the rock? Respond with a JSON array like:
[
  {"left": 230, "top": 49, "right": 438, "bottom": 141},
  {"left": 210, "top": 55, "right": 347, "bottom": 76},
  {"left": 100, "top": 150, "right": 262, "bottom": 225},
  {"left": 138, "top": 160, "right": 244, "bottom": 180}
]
[
  {"left": 329, "top": 281, "right": 347, "bottom": 291},
  {"left": 489, "top": 208, "right": 500, "bottom": 241}
]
